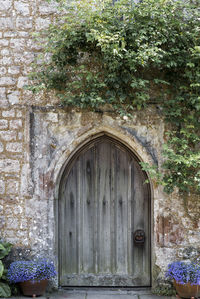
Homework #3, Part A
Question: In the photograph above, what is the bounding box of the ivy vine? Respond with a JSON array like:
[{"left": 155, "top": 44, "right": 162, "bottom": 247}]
[{"left": 28, "top": 0, "right": 200, "bottom": 194}]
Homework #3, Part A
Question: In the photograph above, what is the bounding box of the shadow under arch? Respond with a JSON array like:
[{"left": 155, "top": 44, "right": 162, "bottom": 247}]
[{"left": 56, "top": 131, "right": 152, "bottom": 287}]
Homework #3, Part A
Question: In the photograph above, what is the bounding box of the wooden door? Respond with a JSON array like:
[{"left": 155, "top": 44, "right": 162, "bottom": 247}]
[{"left": 58, "top": 136, "right": 151, "bottom": 287}]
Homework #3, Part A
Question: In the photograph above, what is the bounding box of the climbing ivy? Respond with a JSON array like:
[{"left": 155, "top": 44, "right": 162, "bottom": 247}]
[{"left": 28, "top": 0, "right": 200, "bottom": 194}]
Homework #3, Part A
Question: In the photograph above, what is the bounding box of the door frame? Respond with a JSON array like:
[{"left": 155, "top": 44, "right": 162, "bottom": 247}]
[{"left": 55, "top": 131, "right": 153, "bottom": 287}]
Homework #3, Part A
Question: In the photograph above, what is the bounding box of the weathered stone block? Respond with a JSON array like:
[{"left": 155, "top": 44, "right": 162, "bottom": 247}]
[
  {"left": 17, "top": 76, "right": 28, "bottom": 88},
  {"left": 0, "top": 119, "right": 8, "bottom": 129},
  {"left": 0, "top": 159, "right": 20, "bottom": 172},
  {"left": 0, "top": 77, "right": 16, "bottom": 86},
  {"left": 1, "top": 48, "right": 10, "bottom": 56},
  {"left": 26, "top": 39, "right": 43, "bottom": 51},
  {"left": 14, "top": 2, "right": 30, "bottom": 16},
  {"left": 6, "top": 142, "right": 22, "bottom": 152},
  {"left": 16, "top": 17, "right": 33, "bottom": 29},
  {"left": 0, "top": 67, "right": 6, "bottom": 75},
  {"left": 0, "top": 87, "right": 6, "bottom": 99},
  {"left": 0, "top": 17, "right": 14, "bottom": 29},
  {"left": 6, "top": 179, "right": 19, "bottom": 194},
  {"left": 8, "top": 91, "right": 20, "bottom": 105},
  {"left": 6, "top": 217, "right": 19, "bottom": 230},
  {"left": 39, "top": 3, "right": 58, "bottom": 15},
  {"left": 9, "top": 119, "right": 22, "bottom": 129},
  {"left": 0, "top": 130, "right": 17, "bottom": 141},
  {"left": 0, "top": 101, "right": 8, "bottom": 108},
  {"left": 10, "top": 39, "right": 25, "bottom": 52},
  {"left": 0, "top": 0, "right": 12, "bottom": 10},
  {"left": 18, "top": 31, "right": 29, "bottom": 37},
  {"left": 46, "top": 112, "right": 58, "bottom": 123},
  {"left": 0, "top": 57, "right": 13, "bottom": 65},
  {"left": 8, "top": 66, "right": 20, "bottom": 75},
  {"left": 14, "top": 52, "right": 34, "bottom": 65},
  {"left": 35, "top": 17, "right": 51, "bottom": 30},
  {"left": 3, "top": 31, "right": 17, "bottom": 38},
  {"left": 2, "top": 109, "right": 15, "bottom": 118},
  {"left": 0, "top": 180, "right": 5, "bottom": 194},
  {"left": 16, "top": 110, "right": 22, "bottom": 117},
  {"left": 0, "top": 39, "right": 9, "bottom": 46}
]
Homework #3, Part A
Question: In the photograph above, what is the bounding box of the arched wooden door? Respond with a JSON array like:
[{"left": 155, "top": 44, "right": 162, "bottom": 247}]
[{"left": 58, "top": 136, "right": 151, "bottom": 287}]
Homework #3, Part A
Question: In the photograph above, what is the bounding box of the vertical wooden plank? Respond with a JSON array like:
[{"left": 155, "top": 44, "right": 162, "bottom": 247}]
[
  {"left": 59, "top": 181, "right": 65, "bottom": 281},
  {"left": 142, "top": 170, "right": 151, "bottom": 283},
  {"left": 114, "top": 146, "right": 129, "bottom": 274},
  {"left": 94, "top": 144, "right": 98, "bottom": 274},
  {"left": 110, "top": 142, "right": 116, "bottom": 275},
  {"left": 76, "top": 158, "right": 82, "bottom": 274},
  {"left": 127, "top": 157, "right": 134, "bottom": 275},
  {"left": 60, "top": 164, "right": 78, "bottom": 276},
  {"left": 97, "top": 141, "right": 112, "bottom": 273},
  {"left": 132, "top": 162, "right": 150, "bottom": 282},
  {"left": 81, "top": 147, "right": 95, "bottom": 273}
]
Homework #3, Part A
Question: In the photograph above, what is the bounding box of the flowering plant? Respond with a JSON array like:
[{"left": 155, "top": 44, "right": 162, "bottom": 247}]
[
  {"left": 166, "top": 261, "right": 200, "bottom": 285},
  {"left": 7, "top": 259, "right": 57, "bottom": 283}
]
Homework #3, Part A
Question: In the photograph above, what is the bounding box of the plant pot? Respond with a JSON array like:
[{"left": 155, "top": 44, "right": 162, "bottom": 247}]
[
  {"left": 174, "top": 281, "right": 200, "bottom": 298},
  {"left": 19, "top": 279, "right": 48, "bottom": 297}
]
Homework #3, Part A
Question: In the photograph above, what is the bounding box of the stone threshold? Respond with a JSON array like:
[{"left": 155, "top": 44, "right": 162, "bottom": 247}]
[{"left": 8, "top": 288, "right": 177, "bottom": 299}]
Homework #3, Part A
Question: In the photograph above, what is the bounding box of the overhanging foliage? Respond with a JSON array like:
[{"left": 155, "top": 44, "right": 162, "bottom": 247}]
[{"left": 28, "top": 0, "right": 200, "bottom": 194}]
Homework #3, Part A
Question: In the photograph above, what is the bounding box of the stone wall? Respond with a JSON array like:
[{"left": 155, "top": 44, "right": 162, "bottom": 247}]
[{"left": 0, "top": 0, "right": 199, "bottom": 288}]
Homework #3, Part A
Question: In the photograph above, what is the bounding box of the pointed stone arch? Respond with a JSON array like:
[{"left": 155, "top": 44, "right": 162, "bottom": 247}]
[{"left": 53, "top": 128, "right": 154, "bottom": 199}]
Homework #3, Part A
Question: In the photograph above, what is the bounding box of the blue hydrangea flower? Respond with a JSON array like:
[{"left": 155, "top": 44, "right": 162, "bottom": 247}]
[{"left": 7, "top": 259, "right": 57, "bottom": 283}]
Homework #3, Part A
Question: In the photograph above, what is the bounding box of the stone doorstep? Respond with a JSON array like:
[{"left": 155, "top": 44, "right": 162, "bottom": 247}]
[{"left": 8, "top": 289, "right": 177, "bottom": 299}]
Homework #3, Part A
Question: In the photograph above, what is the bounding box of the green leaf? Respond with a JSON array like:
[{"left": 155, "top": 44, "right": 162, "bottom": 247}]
[
  {"left": 0, "top": 245, "right": 6, "bottom": 260},
  {"left": 0, "top": 262, "right": 4, "bottom": 279},
  {"left": 2, "top": 242, "right": 12, "bottom": 252},
  {"left": 0, "top": 282, "right": 11, "bottom": 298},
  {"left": 0, "top": 243, "right": 12, "bottom": 259}
]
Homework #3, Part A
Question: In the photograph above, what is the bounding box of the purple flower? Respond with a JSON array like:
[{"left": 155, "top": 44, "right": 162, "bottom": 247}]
[
  {"left": 7, "top": 259, "right": 57, "bottom": 283},
  {"left": 166, "top": 261, "right": 200, "bottom": 285}
]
